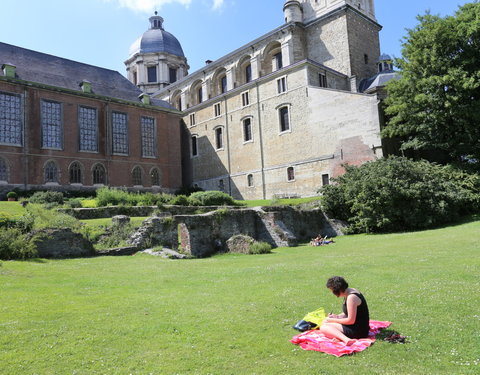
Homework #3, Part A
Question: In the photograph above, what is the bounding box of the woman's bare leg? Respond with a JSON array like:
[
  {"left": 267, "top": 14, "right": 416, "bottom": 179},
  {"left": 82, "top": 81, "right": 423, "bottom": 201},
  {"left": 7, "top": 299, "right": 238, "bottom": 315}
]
[{"left": 320, "top": 323, "right": 355, "bottom": 345}]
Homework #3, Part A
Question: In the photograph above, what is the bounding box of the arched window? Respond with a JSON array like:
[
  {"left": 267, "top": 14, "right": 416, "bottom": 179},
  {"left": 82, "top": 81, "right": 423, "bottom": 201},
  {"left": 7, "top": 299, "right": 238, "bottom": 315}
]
[
  {"left": 45, "top": 161, "right": 58, "bottom": 183},
  {"left": 151, "top": 168, "right": 161, "bottom": 186},
  {"left": 262, "top": 41, "right": 282, "bottom": 75},
  {"left": 93, "top": 164, "right": 106, "bottom": 185},
  {"left": 0, "top": 158, "right": 8, "bottom": 182},
  {"left": 69, "top": 162, "right": 82, "bottom": 184},
  {"left": 132, "top": 166, "right": 143, "bottom": 186}
]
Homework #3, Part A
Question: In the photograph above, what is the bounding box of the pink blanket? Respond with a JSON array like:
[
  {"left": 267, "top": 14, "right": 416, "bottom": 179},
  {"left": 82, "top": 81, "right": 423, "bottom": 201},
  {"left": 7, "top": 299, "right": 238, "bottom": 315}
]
[{"left": 290, "top": 320, "right": 392, "bottom": 357}]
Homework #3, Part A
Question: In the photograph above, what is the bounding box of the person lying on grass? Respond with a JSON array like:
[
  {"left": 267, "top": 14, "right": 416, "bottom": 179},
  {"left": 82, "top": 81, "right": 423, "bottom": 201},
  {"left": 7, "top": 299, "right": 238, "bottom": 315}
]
[{"left": 320, "top": 276, "right": 370, "bottom": 345}]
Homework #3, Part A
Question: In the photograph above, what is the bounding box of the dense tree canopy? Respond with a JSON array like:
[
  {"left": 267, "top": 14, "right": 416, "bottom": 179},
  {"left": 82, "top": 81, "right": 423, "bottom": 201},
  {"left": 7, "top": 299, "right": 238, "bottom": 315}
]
[{"left": 383, "top": 2, "right": 480, "bottom": 167}]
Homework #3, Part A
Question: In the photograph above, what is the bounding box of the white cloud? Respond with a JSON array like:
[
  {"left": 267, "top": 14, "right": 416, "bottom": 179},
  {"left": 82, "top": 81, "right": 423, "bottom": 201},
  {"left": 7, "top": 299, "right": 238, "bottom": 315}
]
[
  {"left": 212, "top": 0, "right": 224, "bottom": 11},
  {"left": 104, "top": 0, "right": 192, "bottom": 13}
]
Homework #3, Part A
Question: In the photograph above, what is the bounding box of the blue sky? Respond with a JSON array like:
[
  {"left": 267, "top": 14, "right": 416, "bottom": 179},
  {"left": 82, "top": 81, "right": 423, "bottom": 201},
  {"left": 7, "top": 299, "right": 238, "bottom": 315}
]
[{"left": 0, "top": 0, "right": 471, "bottom": 76}]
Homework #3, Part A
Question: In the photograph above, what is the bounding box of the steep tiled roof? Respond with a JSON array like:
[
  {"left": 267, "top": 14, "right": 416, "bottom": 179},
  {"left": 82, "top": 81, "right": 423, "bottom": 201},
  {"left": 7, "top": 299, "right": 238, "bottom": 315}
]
[{"left": 0, "top": 42, "right": 173, "bottom": 109}]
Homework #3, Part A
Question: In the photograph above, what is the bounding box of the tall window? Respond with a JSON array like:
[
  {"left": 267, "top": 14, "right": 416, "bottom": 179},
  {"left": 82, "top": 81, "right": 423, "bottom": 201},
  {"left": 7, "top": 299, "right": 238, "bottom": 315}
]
[
  {"left": 214, "top": 103, "right": 221, "bottom": 117},
  {"left": 197, "top": 87, "right": 203, "bottom": 104},
  {"left": 69, "top": 162, "right": 82, "bottom": 184},
  {"left": 0, "top": 158, "right": 8, "bottom": 182},
  {"left": 274, "top": 52, "right": 283, "bottom": 70},
  {"left": 277, "top": 77, "right": 287, "bottom": 93},
  {"left": 41, "top": 100, "right": 62, "bottom": 149},
  {"left": 0, "top": 92, "right": 22, "bottom": 146},
  {"left": 218, "top": 179, "right": 225, "bottom": 192},
  {"left": 279, "top": 106, "right": 290, "bottom": 132},
  {"left": 221, "top": 76, "right": 227, "bottom": 94},
  {"left": 132, "top": 166, "right": 143, "bottom": 186},
  {"left": 151, "top": 168, "right": 161, "bottom": 186},
  {"left": 93, "top": 164, "right": 106, "bottom": 185},
  {"left": 169, "top": 67, "right": 177, "bottom": 83},
  {"left": 141, "top": 116, "right": 156, "bottom": 157},
  {"left": 147, "top": 66, "right": 157, "bottom": 83},
  {"left": 243, "top": 118, "right": 252, "bottom": 142},
  {"left": 245, "top": 64, "right": 252, "bottom": 83},
  {"left": 191, "top": 135, "right": 198, "bottom": 157},
  {"left": 319, "top": 73, "right": 327, "bottom": 88},
  {"left": 112, "top": 112, "right": 128, "bottom": 155},
  {"left": 190, "top": 113, "right": 196, "bottom": 126},
  {"left": 322, "top": 173, "right": 330, "bottom": 186},
  {"left": 247, "top": 174, "right": 254, "bottom": 187},
  {"left": 241, "top": 91, "right": 249, "bottom": 107},
  {"left": 215, "top": 127, "right": 223, "bottom": 150},
  {"left": 44, "top": 161, "right": 58, "bottom": 183},
  {"left": 287, "top": 167, "right": 295, "bottom": 182},
  {"left": 79, "top": 106, "right": 98, "bottom": 152}
]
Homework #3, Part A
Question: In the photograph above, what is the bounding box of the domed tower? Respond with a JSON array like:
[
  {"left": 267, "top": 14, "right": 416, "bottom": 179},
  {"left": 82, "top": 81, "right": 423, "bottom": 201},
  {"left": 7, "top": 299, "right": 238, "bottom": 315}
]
[
  {"left": 283, "top": 0, "right": 302, "bottom": 23},
  {"left": 125, "top": 12, "right": 189, "bottom": 94}
]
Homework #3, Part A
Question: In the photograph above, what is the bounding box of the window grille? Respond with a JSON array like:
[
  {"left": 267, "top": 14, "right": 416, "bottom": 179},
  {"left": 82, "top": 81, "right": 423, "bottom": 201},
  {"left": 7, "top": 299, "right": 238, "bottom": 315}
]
[
  {"left": 41, "top": 100, "right": 62, "bottom": 149},
  {"left": 0, "top": 158, "right": 8, "bottom": 181},
  {"left": 141, "top": 116, "right": 156, "bottom": 157},
  {"left": 151, "top": 168, "right": 160, "bottom": 186},
  {"left": 93, "top": 164, "right": 106, "bottom": 185},
  {"left": 45, "top": 161, "right": 58, "bottom": 183},
  {"left": 112, "top": 112, "right": 128, "bottom": 155},
  {"left": 79, "top": 106, "right": 98, "bottom": 152},
  {"left": 69, "top": 162, "right": 82, "bottom": 184},
  {"left": 0, "top": 92, "right": 22, "bottom": 145},
  {"left": 132, "top": 166, "right": 143, "bottom": 186}
]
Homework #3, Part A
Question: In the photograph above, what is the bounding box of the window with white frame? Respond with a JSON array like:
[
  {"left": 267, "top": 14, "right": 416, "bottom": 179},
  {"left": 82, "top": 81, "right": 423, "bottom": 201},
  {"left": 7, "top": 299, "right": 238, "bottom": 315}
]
[
  {"left": 41, "top": 100, "right": 62, "bottom": 149},
  {"left": 243, "top": 118, "right": 252, "bottom": 142},
  {"left": 79, "top": 106, "right": 98, "bottom": 152},
  {"left": 141, "top": 116, "right": 156, "bottom": 157},
  {"left": 214, "top": 103, "right": 221, "bottom": 117},
  {"left": 319, "top": 72, "right": 327, "bottom": 88},
  {"left": 287, "top": 166, "right": 295, "bottom": 182},
  {"left": 215, "top": 127, "right": 224, "bottom": 150},
  {"left": 112, "top": 112, "right": 128, "bottom": 155},
  {"left": 277, "top": 77, "right": 287, "bottom": 93},
  {"left": 0, "top": 91, "right": 22, "bottom": 146},
  {"left": 147, "top": 66, "right": 157, "bottom": 83},
  {"left": 241, "top": 91, "right": 249, "bottom": 107},
  {"left": 191, "top": 135, "right": 198, "bottom": 157},
  {"left": 279, "top": 106, "right": 290, "bottom": 132}
]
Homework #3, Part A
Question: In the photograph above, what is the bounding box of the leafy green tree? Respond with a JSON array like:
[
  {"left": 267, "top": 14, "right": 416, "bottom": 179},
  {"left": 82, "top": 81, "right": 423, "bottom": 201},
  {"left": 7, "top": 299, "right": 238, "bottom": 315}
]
[{"left": 383, "top": 2, "right": 480, "bottom": 166}]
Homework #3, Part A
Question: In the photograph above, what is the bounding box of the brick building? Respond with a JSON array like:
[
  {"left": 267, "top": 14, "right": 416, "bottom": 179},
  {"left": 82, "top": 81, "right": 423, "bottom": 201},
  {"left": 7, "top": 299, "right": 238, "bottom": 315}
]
[
  {"left": 147, "top": 0, "right": 396, "bottom": 199},
  {"left": 0, "top": 42, "right": 183, "bottom": 196}
]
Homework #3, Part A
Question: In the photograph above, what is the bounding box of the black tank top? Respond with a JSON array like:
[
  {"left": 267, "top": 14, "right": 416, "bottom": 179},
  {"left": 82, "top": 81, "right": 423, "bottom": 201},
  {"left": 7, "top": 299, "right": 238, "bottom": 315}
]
[{"left": 342, "top": 292, "right": 370, "bottom": 335}]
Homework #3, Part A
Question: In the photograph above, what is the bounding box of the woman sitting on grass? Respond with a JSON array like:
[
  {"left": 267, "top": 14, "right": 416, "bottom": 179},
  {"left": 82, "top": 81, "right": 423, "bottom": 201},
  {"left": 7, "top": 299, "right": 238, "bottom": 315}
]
[{"left": 320, "top": 276, "right": 370, "bottom": 345}]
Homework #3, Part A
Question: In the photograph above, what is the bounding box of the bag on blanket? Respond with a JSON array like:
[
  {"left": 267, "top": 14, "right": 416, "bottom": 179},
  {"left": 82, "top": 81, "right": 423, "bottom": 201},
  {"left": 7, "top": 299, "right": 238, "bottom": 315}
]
[{"left": 293, "top": 307, "right": 327, "bottom": 332}]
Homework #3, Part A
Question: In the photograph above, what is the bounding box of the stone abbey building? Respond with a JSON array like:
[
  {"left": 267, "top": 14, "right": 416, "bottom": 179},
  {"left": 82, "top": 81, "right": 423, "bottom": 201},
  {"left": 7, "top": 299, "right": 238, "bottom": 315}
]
[
  {"left": 1, "top": 0, "right": 394, "bottom": 199},
  {"left": 139, "top": 0, "right": 395, "bottom": 199}
]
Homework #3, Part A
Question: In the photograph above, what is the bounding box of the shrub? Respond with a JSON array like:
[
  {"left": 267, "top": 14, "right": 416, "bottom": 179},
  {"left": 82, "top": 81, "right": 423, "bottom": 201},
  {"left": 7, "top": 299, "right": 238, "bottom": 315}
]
[
  {"left": 188, "top": 191, "right": 237, "bottom": 206},
  {"left": 96, "top": 223, "right": 136, "bottom": 250},
  {"left": 29, "top": 191, "right": 64, "bottom": 205},
  {"left": 7, "top": 191, "right": 18, "bottom": 199},
  {"left": 169, "top": 194, "right": 189, "bottom": 206},
  {"left": 95, "top": 187, "right": 131, "bottom": 207},
  {"left": 320, "top": 157, "right": 480, "bottom": 233},
  {"left": 26, "top": 204, "right": 81, "bottom": 231},
  {"left": 0, "top": 228, "right": 37, "bottom": 260},
  {"left": 248, "top": 241, "right": 272, "bottom": 255},
  {"left": 64, "top": 199, "right": 83, "bottom": 209},
  {"left": 175, "top": 185, "right": 204, "bottom": 196}
]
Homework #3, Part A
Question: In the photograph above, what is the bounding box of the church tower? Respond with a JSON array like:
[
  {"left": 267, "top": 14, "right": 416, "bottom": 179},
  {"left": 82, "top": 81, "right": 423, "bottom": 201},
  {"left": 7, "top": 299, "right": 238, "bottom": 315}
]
[{"left": 125, "top": 12, "right": 189, "bottom": 94}]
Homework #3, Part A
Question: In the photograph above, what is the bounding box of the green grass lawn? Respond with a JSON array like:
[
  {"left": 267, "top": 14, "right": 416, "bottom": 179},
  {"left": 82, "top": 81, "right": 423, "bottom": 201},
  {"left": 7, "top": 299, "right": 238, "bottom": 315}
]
[
  {"left": 1, "top": 218, "right": 479, "bottom": 374},
  {"left": 0, "top": 201, "right": 25, "bottom": 218}
]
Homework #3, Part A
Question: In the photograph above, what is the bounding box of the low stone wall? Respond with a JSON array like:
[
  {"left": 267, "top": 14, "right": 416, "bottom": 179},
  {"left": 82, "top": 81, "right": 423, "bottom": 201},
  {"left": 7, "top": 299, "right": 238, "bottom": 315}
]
[
  {"left": 28, "top": 228, "right": 95, "bottom": 258},
  {"left": 60, "top": 205, "right": 242, "bottom": 220},
  {"left": 128, "top": 206, "right": 345, "bottom": 258}
]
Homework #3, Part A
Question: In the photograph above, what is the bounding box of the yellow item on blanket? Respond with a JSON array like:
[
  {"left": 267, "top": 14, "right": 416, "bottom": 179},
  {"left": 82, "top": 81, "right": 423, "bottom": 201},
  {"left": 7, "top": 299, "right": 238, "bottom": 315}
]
[{"left": 303, "top": 307, "right": 327, "bottom": 327}]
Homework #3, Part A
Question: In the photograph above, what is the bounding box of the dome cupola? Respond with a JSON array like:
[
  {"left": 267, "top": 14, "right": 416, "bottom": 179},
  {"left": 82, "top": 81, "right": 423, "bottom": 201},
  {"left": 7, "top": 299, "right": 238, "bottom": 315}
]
[{"left": 125, "top": 12, "right": 189, "bottom": 94}]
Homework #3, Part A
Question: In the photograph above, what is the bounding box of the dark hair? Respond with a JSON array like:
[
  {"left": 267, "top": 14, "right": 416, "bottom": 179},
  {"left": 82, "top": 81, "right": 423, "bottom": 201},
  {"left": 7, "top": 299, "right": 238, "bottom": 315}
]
[{"left": 326, "top": 276, "right": 348, "bottom": 296}]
